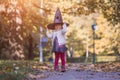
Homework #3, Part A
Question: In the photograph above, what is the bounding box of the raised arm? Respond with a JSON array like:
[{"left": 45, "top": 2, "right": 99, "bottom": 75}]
[
  {"left": 46, "top": 29, "right": 52, "bottom": 38},
  {"left": 61, "top": 23, "right": 67, "bottom": 34}
]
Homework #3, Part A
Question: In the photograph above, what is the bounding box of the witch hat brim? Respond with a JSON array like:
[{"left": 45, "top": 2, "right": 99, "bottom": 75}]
[
  {"left": 47, "top": 23, "right": 69, "bottom": 30},
  {"left": 47, "top": 8, "right": 69, "bottom": 30}
]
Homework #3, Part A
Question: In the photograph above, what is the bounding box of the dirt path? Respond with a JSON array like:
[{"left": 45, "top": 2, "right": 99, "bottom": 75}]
[
  {"left": 36, "top": 63, "right": 120, "bottom": 80},
  {"left": 37, "top": 70, "right": 120, "bottom": 80}
]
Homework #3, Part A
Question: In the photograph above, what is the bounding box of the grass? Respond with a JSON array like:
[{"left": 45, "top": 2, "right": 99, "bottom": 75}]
[
  {"left": 0, "top": 60, "right": 42, "bottom": 80},
  {"left": 67, "top": 56, "right": 120, "bottom": 63},
  {"left": 0, "top": 56, "right": 119, "bottom": 80}
]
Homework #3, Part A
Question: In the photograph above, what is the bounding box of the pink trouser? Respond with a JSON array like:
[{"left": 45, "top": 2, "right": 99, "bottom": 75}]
[{"left": 54, "top": 52, "right": 65, "bottom": 67}]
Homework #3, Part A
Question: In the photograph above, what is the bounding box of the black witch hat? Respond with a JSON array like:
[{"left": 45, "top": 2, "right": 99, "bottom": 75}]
[{"left": 47, "top": 8, "right": 69, "bottom": 30}]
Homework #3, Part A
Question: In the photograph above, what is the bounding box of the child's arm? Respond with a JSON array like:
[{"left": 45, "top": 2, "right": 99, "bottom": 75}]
[
  {"left": 61, "top": 23, "right": 67, "bottom": 34},
  {"left": 46, "top": 29, "right": 52, "bottom": 38}
]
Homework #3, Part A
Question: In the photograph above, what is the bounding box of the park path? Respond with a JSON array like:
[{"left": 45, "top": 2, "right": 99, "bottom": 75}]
[
  {"left": 38, "top": 70, "right": 120, "bottom": 80},
  {"left": 28, "top": 63, "right": 120, "bottom": 80}
]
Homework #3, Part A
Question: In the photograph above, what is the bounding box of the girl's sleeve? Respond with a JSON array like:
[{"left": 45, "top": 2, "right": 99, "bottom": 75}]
[
  {"left": 61, "top": 23, "right": 67, "bottom": 34},
  {"left": 46, "top": 30, "right": 52, "bottom": 38}
]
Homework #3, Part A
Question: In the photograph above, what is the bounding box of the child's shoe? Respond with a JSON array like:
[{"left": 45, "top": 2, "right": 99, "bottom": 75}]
[
  {"left": 61, "top": 66, "right": 66, "bottom": 72},
  {"left": 54, "top": 66, "right": 59, "bottom": 71}
]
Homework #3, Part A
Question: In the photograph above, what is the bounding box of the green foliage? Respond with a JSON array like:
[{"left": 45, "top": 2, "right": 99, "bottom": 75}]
[
  {"left": 0, "top": 72, "right": 27, "bottom": 80},
  {"left": 0, "top": 60, "right": 37, "bottom": 80},
  {"left": 99, "top": 0, "right": 120, "bottom": 25}
]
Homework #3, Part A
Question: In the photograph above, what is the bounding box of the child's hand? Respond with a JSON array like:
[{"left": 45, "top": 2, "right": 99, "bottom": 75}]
[
  {"left": 63, "top": 23, "right": 67, "bottom": 27},
  {"left": 46, "top": 27, "right": 49, "bottom": 31},
  {"left": 63, "top": 23, "right": 67, "bottom": 28},
  {"left": 63, "top": 23, "right": 69, "bottom": 27},
  {"left": 46, "top": 27, "right": 52, "bottom": 33}
]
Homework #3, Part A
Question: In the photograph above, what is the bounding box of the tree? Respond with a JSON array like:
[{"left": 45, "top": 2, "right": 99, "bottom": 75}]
[
  {"left": 0, "top": 0, "right": 47, "bottom": 60},
  {"left": 0, "top": 0, "right": 120, "bottom": 60},
  {"left": 43, "top": 0, "right": 120, "bottom": 56}
]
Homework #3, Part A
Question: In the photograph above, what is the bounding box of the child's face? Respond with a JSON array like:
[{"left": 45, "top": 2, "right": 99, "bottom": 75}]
[{"left": 55, "top": 24, "right": 62, "bottom": 30}]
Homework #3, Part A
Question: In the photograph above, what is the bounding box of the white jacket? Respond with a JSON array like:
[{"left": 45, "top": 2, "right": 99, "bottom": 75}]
[{"left": 46, "top": 23, "right": 67, "bottom": 46}]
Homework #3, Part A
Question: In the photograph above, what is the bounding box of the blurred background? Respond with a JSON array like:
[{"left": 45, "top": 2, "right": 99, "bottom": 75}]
[{"left": 0, "top": 0, "right": 120, "bottom": 63}]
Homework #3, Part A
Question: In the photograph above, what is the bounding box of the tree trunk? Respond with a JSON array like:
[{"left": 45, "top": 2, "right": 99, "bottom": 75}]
[{"left": 28, "top": 34, "right": 34, "bottom": 60}]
